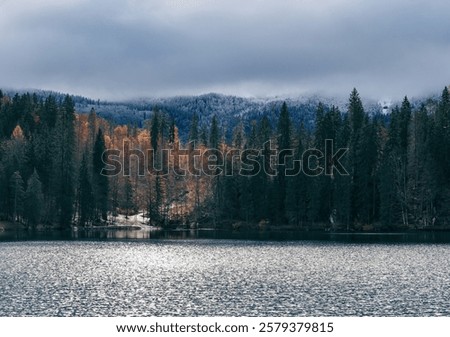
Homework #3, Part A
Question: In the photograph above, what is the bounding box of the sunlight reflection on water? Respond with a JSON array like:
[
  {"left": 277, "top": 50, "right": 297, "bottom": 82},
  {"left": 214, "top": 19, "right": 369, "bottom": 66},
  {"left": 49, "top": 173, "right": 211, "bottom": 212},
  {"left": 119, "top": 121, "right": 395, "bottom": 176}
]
[{"left": 0, "top": 240, "right": 449, "bottom": 316}]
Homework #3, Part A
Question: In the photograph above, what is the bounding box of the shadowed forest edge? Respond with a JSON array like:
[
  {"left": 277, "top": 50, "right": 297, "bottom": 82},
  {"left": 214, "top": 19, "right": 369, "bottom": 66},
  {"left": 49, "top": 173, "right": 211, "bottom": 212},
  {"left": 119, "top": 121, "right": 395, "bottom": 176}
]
[{"left": 1, "top": 88, "right": 450, "bottom": 233}]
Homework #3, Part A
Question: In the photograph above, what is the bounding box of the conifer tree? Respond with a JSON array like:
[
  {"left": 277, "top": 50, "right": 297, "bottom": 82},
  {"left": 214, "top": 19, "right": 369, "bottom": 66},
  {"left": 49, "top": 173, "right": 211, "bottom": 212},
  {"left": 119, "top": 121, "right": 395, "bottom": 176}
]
[
  {"left": 168, "top": 117, "right": 176, "bottom": 144},
  {"left": 123, "top": 177, "right": 134, "bottom": 219},
  {"left": 0, "top": 163, "right": 7, "bottom": 215},
  {"left": 93, "top": 128, "right": 109, "bottom": 221},
  {"left": 334, "top": 113, "right": 352, "bottom": 228},
  {"left": 407, "top": 105, "right": 436, "bottom": 226},
  {"left": 255, "top": 115, "right": 273, "bottom": 223},
  {"left": 431, "top": 87, "right": 450, "bottom": 224},
  {"left": 347, "top": 88, "right": 367, "bottom": 224},
  {"left": 9, "top": 171, "right": 24, "bottom": 222},
  {"left": 53, "top": 95, "right": 76, "bottom": 227},
  {"left": 287, "top": 123, "right": 308, "bottom": 227},
  {"left": 24, "top": 169, "right": 44, "bottom": 228},
  {"left": 276, "top": 102, "right": 291, "bottom": 224},
  {"left": 189, "top": 112, "right": 199, "bottom": 144},
  {"left": 209, "top": 115, "right": 220, "bottom": 149},
  {"left": 42, "top": 95, "right": 58, "bottom": 129},
  {"left": 78, "top": 152, "right": 94, "bottom": 226}
]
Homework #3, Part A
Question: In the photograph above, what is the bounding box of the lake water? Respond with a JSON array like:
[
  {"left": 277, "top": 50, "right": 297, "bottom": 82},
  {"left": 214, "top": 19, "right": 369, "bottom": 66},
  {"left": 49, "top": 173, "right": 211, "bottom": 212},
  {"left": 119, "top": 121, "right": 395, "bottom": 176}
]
[{"left": 0, "top": 236, "right": 449, "bottom": 316}]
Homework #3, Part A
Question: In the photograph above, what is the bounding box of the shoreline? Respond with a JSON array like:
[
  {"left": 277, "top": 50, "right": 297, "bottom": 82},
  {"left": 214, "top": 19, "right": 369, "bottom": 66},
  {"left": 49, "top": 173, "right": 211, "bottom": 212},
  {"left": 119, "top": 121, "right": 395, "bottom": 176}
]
[{"left": 1, "top": 220, "right": 450, "bottom": 234}]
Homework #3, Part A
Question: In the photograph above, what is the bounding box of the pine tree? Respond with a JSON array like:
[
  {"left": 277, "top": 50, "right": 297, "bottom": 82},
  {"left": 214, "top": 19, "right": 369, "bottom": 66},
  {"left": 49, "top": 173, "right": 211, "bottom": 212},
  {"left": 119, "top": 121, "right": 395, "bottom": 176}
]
[
  {"left": 379, "top": 110, "right": 400, "bottom": 228},
  {"left": 51, "top": 95, "right": 76, "bottom": 227},
  {"left": 254, "top": 115, "right": 273, "bottom": 223},
  {"left": 349, "top": 88, "right": 365, "bottom": 134},
  {"left": 209, "top": 115, "right": 220, "bottom": 149},
  {"left": 232, "top": 120, "right": 245, "bottom": 149},
  {"left": 277, "top": 102, "right": 291, "bottom": 150},
  {"left": 147, "top": 174, "right": 163, "bottom": 225},
  {"left": 275, "top": 102, "right": 291, "bottom": 224},
  {"left": 334, "top": 113, "right": 352, "bottom": 228},
  {"left": 221, "top": 121, "right": 247, "bottom": 221},
  {"left": 123, "top": 177, "right": 134, "bottom": 219},
  {"left": 42, "top": 95, "right": 58, "bottom": 129},
  {"left": 431, "top": 87, "right": 450, "bottom": 225},
  {"left": 168, "top": 117, "right": 176, "bottom": 144},
  {"left": 200, "top": 125, "right": 208, "bottom": 146},
  {"left": 151, "top": 110, "right": 160, "bottom": 152},
  {"left": 354, "top": 119, "right": 379, "bottom": 225},
  {"left": 347, "top": 88, "right": 367, "bottom": 225},
  {"left": 77, "top": 152, "right": 94, "bottom": 226},
  {"left": 92, "top": 128, "right": 109, "bottom": 221},
  {"left": 147, "top": 109, "right": 166, "bottom": 225},
  {"left": 24, "top": 169, "right": 44, "bottom": 228},
  {"left": 9, "top": 171, "right": 24, "bottom": 222},
  {"left": 310, "top": 105, "right": 344, "bottom": 226},
  {"left": 407, "top": 105, "right": 436, "bottom": 227},
  {"left": 87, "top": 108, "right": 98, "bottom": 150},
  {"left": 0, "top": 163, "right": 7, "bottom": 216},
  {"left": 189, "top": 112, "right": 199, "bottom": 145},
  {"left": 208, "top": 115, "right": 221, "bottom": 225},
  {"left": 287, "top": 123, "right": 308, "bottom": 227},
  {"left": 399, "top": 96, "right": 412, "bottom": 151}
]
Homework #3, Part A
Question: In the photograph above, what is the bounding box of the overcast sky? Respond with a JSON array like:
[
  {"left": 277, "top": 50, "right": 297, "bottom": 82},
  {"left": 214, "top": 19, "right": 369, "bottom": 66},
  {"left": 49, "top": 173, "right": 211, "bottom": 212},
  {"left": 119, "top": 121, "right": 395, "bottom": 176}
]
[{"left": 0, "top": 0, "right": 449, "bottom": 101}]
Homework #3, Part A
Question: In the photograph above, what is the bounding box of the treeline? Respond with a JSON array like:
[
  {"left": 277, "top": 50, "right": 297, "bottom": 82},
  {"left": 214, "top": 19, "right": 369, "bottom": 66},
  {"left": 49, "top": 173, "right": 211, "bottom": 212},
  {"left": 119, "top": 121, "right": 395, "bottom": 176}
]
[
  {"left": 189, "top": 88, "right": 450, "bottom": 230},
  {"left": 0, "top": 91, "right": 109, "bottom": 228},
  {"left": 0, "top": 88, "right": 449, "bottom": 230}
]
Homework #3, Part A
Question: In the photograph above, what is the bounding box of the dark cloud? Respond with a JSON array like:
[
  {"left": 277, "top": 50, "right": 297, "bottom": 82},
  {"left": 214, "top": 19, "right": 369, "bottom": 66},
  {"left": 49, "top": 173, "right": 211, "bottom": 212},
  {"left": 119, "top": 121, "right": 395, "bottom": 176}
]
[{"left": 1, "top": 0, "right": 450, "bottom": 100}]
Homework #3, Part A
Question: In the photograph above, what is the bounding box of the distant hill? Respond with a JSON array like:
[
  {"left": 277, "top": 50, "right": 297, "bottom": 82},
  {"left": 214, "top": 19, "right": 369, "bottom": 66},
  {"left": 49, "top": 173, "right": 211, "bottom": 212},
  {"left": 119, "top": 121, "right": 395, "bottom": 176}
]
[
  {"left": 3, "top": 89, "right": 408, "bottom": 141},
  {"left": 74, "top": 93, "right": 387, "bottom": 141}
]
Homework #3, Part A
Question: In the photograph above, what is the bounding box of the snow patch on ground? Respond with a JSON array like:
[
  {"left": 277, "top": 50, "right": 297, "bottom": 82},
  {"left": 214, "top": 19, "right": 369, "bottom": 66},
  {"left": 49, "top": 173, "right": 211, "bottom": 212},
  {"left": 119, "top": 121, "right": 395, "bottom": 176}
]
[{"left": 109, "top": 213, "right": 161, "bottom": 230}]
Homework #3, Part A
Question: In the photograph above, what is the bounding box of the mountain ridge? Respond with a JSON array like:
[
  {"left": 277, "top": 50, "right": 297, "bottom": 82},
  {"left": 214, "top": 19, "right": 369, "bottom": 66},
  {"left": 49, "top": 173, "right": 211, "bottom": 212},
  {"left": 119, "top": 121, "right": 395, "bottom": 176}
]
[{"left": 2, "top": 88, "right": 434, "bottom": 141}]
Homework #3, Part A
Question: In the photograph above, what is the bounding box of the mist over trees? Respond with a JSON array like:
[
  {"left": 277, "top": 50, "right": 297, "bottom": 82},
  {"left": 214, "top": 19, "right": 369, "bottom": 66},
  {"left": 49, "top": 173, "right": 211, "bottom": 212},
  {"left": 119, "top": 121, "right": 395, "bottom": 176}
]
[{"left": 0, "top": 87, "right": 449, "bottom": 231}]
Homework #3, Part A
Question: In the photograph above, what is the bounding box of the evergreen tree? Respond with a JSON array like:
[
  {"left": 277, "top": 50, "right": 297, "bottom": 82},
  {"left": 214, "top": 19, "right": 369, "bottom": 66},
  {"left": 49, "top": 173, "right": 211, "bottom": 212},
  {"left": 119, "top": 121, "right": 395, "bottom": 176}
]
[
  {"left": 232, "top": 120, "right": 245, "bottom": 149},
  {"left": 123, "top": 177, "right": 134, "bottom": 219},
  {"left": 87, "top": 108, "right": 98, "bottom": 150},
  {"left": 0, "top": 163, "right": 7, "bottom": 216},
  {"left": 379, "top": 111, "right": 400, "bottom": 228},
  {"left": 349, "top": 88, "right": 365, "bottom": 134},
  {"left": 168, "top": 117, "right": 176, "bottom": 144},
  {"left": 147, "top": 174, "right": 163, "bottom": 225},
  {"left": 347, "top": 88, "right": 367, "bottom": 225},
  {"left": 208, "top": 115, "right": 221, "bottom": 225},
  {"left": 24, "top": 170, "right": 44, "bottom": 228},
  {"left": 53, "top": 95, "right": 76, "bottom": 227},
  {"left": 148, "top": 109, "right": 166, "bottom": 225},
  {"left": 334, "top": 113, "right": 352, "bottom": 228},
  {"left": 92, "top": 128, "right": 109, "bottom": 221},
  {"left": 77, "top": 152, "right": 94, "bottom": 226},
  {"left": 42, "top": 95, "right": 58, "bottom": 129},
  {"left": 9, "top": 171, "right": 24, "bottom": 222},
  {"left": 354, "top": 119, "right": 379, "bottom": 224},
  {"left": 399, "top": 96, "right": 412, "bottom": 151},
  {"left": 287, "top": 123, "right": 308, "bottom": 227},
  {"left": 275, "top": 102, "right": 291, "bottom": 224},
  {"left": 255, "top": 115, "right": 273, "bottom": 223},
  {"left": 277, "top": 102, "right": 291, "bottom": 150},
  {"left": 221, "top": 121, "right": 247, "bottom": 222},
  {"left": 431, "top": 87, "right": 450, "bottom": 225},
  {"left": 209, "top": 115, "right": 220, "bottom": 149},
  {"left": 0, "top": 95, "right": 19, "bottom": 139},
  {"left": 407, "top": 105, "right": 436, "bottom": 227},
  {"left": 200, "top": 125, "right": 208, "bottom": 146},
  {"left": 310, "top": 105, "right": 344, "bottom": 226},
  {"left": 151, "top": 110, "right": 160, "bottom": 152},
  {"left": 189, "top": 112, "right": 199, "bottom": 144}
]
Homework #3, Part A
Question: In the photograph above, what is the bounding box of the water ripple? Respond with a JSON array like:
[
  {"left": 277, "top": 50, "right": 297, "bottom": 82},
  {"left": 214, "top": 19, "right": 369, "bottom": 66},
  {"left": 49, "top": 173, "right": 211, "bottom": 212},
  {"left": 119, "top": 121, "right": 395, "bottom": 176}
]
[{"left": 0, "top": 241, "right": 449, "bottom": 316}]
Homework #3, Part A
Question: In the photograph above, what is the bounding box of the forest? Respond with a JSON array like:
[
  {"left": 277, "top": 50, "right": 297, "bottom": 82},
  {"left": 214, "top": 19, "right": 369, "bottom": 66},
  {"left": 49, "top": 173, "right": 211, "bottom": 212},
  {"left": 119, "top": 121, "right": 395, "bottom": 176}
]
[{"left": 0, "top": 87, "right": 450, "bottom": 231}]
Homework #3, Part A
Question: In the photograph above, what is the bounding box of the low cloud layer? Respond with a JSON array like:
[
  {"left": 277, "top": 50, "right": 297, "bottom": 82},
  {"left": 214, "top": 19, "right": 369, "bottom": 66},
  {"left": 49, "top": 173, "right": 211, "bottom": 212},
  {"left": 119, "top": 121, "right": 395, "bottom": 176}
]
[{"left": 1, "top": 0, "right": 449, "bottom": 100}]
